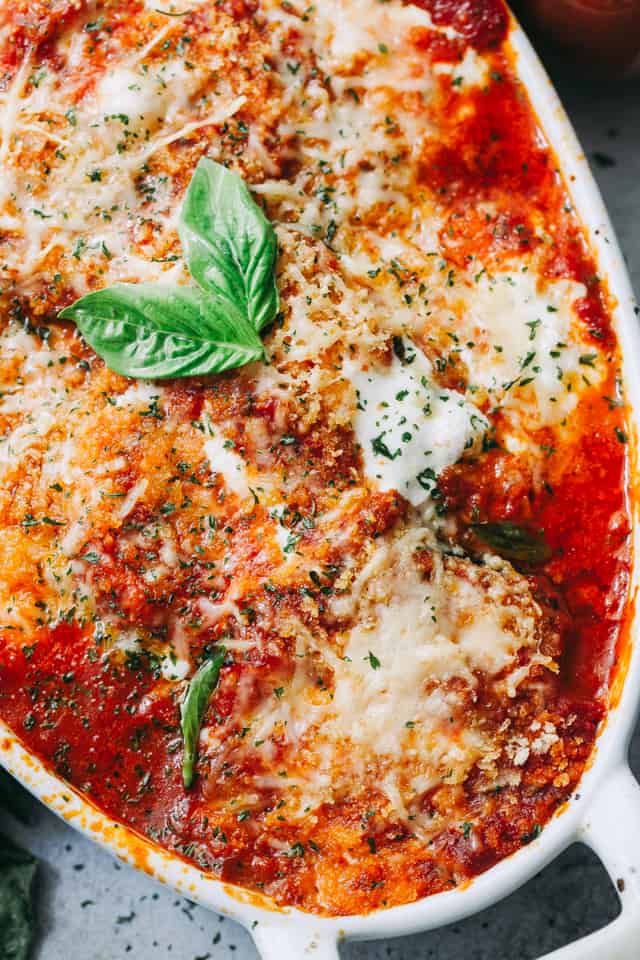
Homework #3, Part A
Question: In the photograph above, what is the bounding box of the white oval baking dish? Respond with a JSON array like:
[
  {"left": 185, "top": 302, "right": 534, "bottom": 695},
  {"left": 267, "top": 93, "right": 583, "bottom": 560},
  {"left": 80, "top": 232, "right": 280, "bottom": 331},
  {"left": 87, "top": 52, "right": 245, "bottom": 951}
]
[{"left": 2, "top": 9, "right": 639, "bottom": 959}]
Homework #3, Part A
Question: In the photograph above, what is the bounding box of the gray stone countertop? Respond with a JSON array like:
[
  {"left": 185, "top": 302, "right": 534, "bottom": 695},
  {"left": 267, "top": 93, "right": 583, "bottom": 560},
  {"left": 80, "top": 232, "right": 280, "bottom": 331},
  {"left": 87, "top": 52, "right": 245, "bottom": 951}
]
[{"left": 3, "top": 44, "right": 640, "bottom": 960}]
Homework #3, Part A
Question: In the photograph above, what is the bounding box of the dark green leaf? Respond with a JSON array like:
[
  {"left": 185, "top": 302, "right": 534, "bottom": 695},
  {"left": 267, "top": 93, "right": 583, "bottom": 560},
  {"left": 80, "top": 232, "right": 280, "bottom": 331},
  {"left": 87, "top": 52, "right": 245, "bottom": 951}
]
[
  {"left": 60, "top": 284, "right": 264, "bottom": 380},
  {"left": 0, "top": 771, "right": 32, "bottom": 824},
  {"left": 180, "top": 648, "right": 226, "bottom": 788},
  {"left": 0, "top": 832, "right": 37, "bottom": 960},
  {"left": 471, "top": 522, "right": 551, "bottom": 565},
  {"left": 178, "top": 158, "right": 279, "bottom": 332},
  {"left": 60, "top": 160, "right": 279, "bottom": 380},
  {"left": 366, "top": 651, "right": 381, "bottom": 670}
]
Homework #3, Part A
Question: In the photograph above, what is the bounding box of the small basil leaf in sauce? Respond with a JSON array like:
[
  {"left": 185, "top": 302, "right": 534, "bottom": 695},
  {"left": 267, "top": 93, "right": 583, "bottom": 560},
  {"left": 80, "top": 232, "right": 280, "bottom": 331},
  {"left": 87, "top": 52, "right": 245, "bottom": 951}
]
[
  {"left": 179, "top": 158, "right": 279, "bottom": 333},
  {"left": 180, "top": 647, "right": 226, "bottom": 789},
  {"left": 471, "top": 522, "right": 551, "bottom": 565},
  {"left": 60, "top": 284, "right": 264, "bottom": 379},
  {"left": 0, "top": 832, "right": 38, "bottom": 960}
]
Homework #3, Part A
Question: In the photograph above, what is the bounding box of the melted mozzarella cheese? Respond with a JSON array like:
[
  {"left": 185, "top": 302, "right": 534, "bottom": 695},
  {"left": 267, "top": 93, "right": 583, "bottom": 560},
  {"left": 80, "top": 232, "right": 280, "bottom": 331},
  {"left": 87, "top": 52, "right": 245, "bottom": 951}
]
[
  {"left": 259, "top": 1, "right": 604, "bottom": 443},
  {"left": 0, "top": 47, "right": 244, "bottom": 290},
  {"left": 204, "top": 432, "right": 251, "bottom": 500},
  {"left": 96, "top": 60, "right": 195, "bottom": 131},
  {"left": 450, "top": 269, "right": 595, "bottom": 423},
  {"left": 348, "top": 345, "right": 487, "bottom": 506},
  {"left": 258, "top": 0, "right": 436, "bottom": 250},
  {"left": 329, "top": 530, "right": 544, "bottom": 734},
  {"left": 0, "top": 327, "right": 80, "bottom": 476},
  {"left": 266, "top": 0, "right": 434, "bottom": 70},
  {"left": 112, "top": 382, "right": 164, "bottom": 410},
  {"left": 433, "top": 48, "right": 489, "bottom": 89},
  {"left": 269, "top": 504, "right": 296, "bottom": 556},
  {"left": 234, "top": 528, "right": 551, "bottom": 820}
]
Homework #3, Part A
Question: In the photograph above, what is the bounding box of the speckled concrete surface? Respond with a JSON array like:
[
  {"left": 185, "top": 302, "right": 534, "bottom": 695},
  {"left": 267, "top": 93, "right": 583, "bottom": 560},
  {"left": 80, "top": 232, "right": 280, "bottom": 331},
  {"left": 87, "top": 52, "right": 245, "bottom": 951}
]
[{"left": 3, "top": 49, "right": 639, "bottom": 960}]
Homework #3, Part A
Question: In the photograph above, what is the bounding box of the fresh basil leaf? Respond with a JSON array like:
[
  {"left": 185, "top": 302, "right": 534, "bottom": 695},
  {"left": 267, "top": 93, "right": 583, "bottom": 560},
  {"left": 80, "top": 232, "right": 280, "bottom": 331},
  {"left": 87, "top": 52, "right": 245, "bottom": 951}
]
[
  {"left": 180, "top": 647, "right": 226, "bottom": 789},
  {"left": 178, "top": 158, "right": 279, "bottom": 332},
  {"left": 0, "top": 832, "right": 37, "bottom": 960},
  {"left": 60, "top": 159, "right": 279, "bottom": 380},
  {"left": 471, "top": 522, "right": 551, "bottom": 566},
  {"left": 60, "top": 284, "right": 264, "bottom": 379}
]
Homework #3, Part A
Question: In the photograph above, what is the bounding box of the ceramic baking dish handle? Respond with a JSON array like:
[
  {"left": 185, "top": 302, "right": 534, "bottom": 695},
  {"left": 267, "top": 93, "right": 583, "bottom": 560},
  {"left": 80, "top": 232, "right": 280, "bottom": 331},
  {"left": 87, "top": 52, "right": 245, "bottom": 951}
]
[
  {"left": 538, "top": 764, "right": 640, "bottom": 959},
  {"left": 251, "top": 765, "right": 640, "bottom": 960},
  {"left": 251, "top": 925, "right": 339, "bottom": 959}
]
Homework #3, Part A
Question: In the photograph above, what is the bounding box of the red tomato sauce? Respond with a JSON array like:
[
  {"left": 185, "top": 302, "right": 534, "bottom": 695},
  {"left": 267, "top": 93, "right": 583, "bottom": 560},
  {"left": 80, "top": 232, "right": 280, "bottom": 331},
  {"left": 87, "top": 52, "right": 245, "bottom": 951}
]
[{"left": 411, "top": 0, "right": 509, "bottom": 49}]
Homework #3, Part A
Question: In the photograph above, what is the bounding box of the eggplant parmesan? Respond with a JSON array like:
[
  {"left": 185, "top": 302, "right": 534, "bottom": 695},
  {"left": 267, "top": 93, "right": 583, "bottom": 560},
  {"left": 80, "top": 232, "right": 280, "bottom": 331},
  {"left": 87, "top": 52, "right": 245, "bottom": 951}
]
[{"left": 0, "top": 0, "right": 632, "bottom": 915}]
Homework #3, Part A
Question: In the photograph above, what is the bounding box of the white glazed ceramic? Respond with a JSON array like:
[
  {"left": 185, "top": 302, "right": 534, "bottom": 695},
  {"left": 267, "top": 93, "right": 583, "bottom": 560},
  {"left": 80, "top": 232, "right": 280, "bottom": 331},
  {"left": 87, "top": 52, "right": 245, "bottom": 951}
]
[{"left": 2, "top": 10, "right": 640, "bottom": 960}]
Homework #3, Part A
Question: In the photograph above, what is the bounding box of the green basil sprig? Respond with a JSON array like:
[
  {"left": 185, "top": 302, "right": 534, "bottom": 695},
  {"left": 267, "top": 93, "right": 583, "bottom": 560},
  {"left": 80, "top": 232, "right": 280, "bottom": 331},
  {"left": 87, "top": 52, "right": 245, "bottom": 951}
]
[
  {"left": 60, "top": 285, "right": 264, "bottom": 379},
  {"left": 60, "top": 159, "right": 278, "bottom": 379},
  {"left": 178, "top": 158, "right": 278, "bottom": 333},
  {"left": 180, "top": 647, "right": 226, "bottom": 789},
  {"left": 471, "top": 521, "right": 551, "bottom": 566}
]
